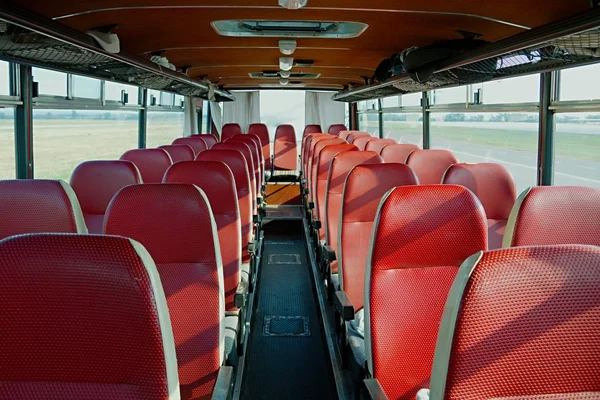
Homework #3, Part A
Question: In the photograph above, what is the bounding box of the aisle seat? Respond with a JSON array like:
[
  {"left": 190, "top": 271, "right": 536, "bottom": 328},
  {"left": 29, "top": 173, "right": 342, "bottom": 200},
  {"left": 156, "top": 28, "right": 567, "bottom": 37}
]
[
  {"left": 380, "top": 143, "right": 419, "bottom": 164},
  {"left": 222, "top": 123, "right": 242, "bottom": 142},
  {"left": 352, "top": 135, "right": 375, "bottom": 151},
  {"left": 309, "top": 137, "right": 346, "bottom": 205},
  {"left": 230, "top": 134, "right": 265, "bottom": 192},
  {"left": 365, "top": 138, "right": 396, "bottom": 154},
  {"left": 329, "top": 124, "right": 348, "bottom": 136},
  {"left": 158, "top": 144, "right": 195, "bottom": 163},
  {"left": 273, "top": 124, "right": 298, "bottom": 172},
  {"left": 248, "top": 123, "right": 271, "bottom": 171},
  {"left": 304, "top": 124, "right": 322, "bottom": 135},
  {"left": 347, "top": 131, "right": 370, "bottom": 144},
  {"left": 339, "top": 130, "right": 362, "bottom": 141},
  {"left": 172, "top": 137, "right": 208, "bottom": 156},
  {"left": 212, "top": 142, "right": 257, "bottom": 213},
  {"left": 196, "top": 134, "right": 218, "bottom": 148},
  {"left": 406, "top": 149, "right": 458, "bottom": 184},
  {"left": 302, "top": 133, "right": 329, "bottom": 176},
  {"left": 120, "top": 148, "right": 173, "bottom": 183}
]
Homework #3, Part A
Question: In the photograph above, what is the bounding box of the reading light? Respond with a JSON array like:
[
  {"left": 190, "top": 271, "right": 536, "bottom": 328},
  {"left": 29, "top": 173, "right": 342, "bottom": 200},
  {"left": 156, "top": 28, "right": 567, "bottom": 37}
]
[
  {"left": 279, "top": 40, "right": 297, "bottom": 55},
  {"left": 278, "top": 0, "right": 308, "bottom": 10},
  {"left": 280, "top": 78, "right": 289, "bottom": 86},
  {"left": 279, "top": 56, "right": 294, "bottom": 71},
  {"left": 279, "top": 70, "right": 291, "bottom": 79}
]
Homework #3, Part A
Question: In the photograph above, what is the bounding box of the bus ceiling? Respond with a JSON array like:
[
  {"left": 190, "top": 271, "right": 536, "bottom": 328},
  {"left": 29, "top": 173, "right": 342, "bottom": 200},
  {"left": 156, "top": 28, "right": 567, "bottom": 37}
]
[{"left": 0, "top": 0, "right": 597, "bottom": 100}]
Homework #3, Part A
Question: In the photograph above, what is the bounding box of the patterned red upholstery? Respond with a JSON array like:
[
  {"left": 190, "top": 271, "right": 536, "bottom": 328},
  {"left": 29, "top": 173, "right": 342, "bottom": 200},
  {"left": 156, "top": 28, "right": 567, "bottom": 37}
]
[
  {"left": 304, "top": 124, "right": 322, "bottom": 135},
  {"left": 70, "top": 160, "right": 141, "bottom": 233},
  {"left": 325, "top": 151, "right": 383, "bottom": 273},
  {"left": 212, "top": 142, "right": 257, "bottom": 211},
  {"left": 196, "top": 134, "right": 218, "bottom": 149},
  {"left": 302, "top": 133, "right": 329, "bottom": 175},
  {"left": 229, "top": 134, "right": 264, "bottom": 190},
  {"left": 366, "top": 185, "right": 487, "bottom": 400},
  {"left": 347, "top": 131, "right": 370, "bottom": 144},
  {"left": 172, "top": 137, "right": 208, "bottom": 155},
  {"left": 443, "top": 163, "right": 516, "bottom": 249},
  {"left": 339, "top": 164, "right": 418, "bottom": 311},
  {"left": 406, "top": 149, "right": 458, "bottom": 184},
  {"left": 104, "top": 184, "right": 223, "bottom": 400},
  {"left": 158, "top": 144, "right": 195, "bottom": 163},
  {"left": 0, "top": 179, "right": 87, "bottom": 239},
  {"left": 248, "top": 123, "right": 271, "bottom": 170},
  {"left": 0, "top": 233, "right": 177, "bottom": 400},
  {"left": 431, "top": 245, "right": 600, "bottom": 400},
  {"left": 365, "top": 138, "right": 396, "bottom": 155},
  {"left": 328, "top": 124, "right": 347, "bottom": 135},
  {"left": 120, "top": 148, "right": 173, "bottom": 183},
  {"left": 504, "top": 186, "right": 600, "bottom": 247},
  {"left": 222, "top": 123, "right": 242, "bottom": 141},
  {"left": 380, "top": 143, "right": 419, "bottom": 164},
  {"left": 273, "top": 124, "right": 298, "bottom": 171},
  {"left": 352, "top": 135, "right": 375, "bottom": 150},
  {"left": 310, "top": 138, "right": 346, "bottom": 203},
  {"left": 197, "top": 150, "right": 253, "bottom": 264},
  {"left": 164, "top": 161, "right": 241, "bottom": 311}
]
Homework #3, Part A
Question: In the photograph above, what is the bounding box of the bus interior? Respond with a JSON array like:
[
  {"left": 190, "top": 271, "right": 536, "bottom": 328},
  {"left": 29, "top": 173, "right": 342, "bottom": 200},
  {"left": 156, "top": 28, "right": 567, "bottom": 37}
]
[{"left": 0, "top": 1, "right": 600, "bottom": 399}]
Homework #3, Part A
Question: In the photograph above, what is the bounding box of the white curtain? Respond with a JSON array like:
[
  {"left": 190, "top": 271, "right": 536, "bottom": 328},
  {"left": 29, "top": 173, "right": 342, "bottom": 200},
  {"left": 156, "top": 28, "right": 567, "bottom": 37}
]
[
  {"left": 222, "top": 91, "right": 261, "bottom": 133},
  {"left": 305, "top": 91, "right": 345, "bottom": 133},
  {"left": 210, "top": 101, "right": 223, "bottom": 135},
  {"left": 183, "top": 96, "right": 198, "bottom": 136}
]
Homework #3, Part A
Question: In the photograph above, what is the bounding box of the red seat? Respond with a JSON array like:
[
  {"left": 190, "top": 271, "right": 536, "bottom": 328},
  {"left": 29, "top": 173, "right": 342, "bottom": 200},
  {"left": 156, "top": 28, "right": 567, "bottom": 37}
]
[
  {"left": 70, "top": 160, "right": 142, "bottom": 233},
  {"left": 196, "top": 134, "right": 218, "bottom": 149},
  {"left": 339, "top": 130, "right": 361, "bottom": 141},
  {"left": 325, "top": 151, "right": 383, "bottom": 274},
  {"left": 329, "top": 124, "right": 347, "bottom": 136},
  {"left": 273, "top": 124, "right": 297, "bottom": 171},
  {"left": 0, "top": 179, "right": 87, "bottom": 239},
  {"left": 229, "top": 134, "right": 264, "bottom": 191},
  {"left": 365, "top": 185, "right": 487, "bottom": 400},
  {"left": 158, "top": 144, "right": 195, "bottom": 163},
  {"left": 212, "top": 142, "right": 257, "bottom": 212},
  {"left": 365, "top": 138, "right": 396, "bottom": 154},
  {"left": 304, "top": 124, "right": 322, "bottom": 135},
  {"left": 347, "top": 131, "right": 370, "bottom": 144},
  {"left": 172, "top": 137, "right": 208, "bottom": 156},
  {"left": 248, "top": 124, "right": 271, "bottom": 171},
  {"left": 0, "top": 233, "right": 179, "bottom": 400},
  {"left": 309, "top": 138, "right": 346, "bottom": 204},
  {"left": 424, "top": 245, "right": 600, "bottom": 400},
  {"left": 352, "top": 135, "right": 375, "bottom": 150},
  {"left": 222, "top": 123, "right": 242, "bottom": 141},
  {"left": 197, "top": 150, "right": 253, "bottom": 265},
  {"left": 104, "top": 183, "right": 226, "bottom": 400},
  {"left": 503, "top": 186, "right": 600, "bottom": 247},
  {"left": 164, "top": 161, "right": 242, "bottom": 311},
  {"left": 380, "top": 143, "right": 419, "bottom": 163},
  {"left": 443, "top": 163, "right": 517, "bottom": 249},
  {"left": 302, "top": 133, "right": 329, "bottom": 176},
  {"left": 120, "top": 148, "right": 173, "bottom": 183},
  {"left": 406, "top": 149, "right": 458, "bottom": 184}
]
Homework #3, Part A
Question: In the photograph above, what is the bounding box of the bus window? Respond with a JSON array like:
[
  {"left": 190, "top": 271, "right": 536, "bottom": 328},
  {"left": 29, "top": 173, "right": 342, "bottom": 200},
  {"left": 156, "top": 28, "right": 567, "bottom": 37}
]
[
  {"left": 560, "top": 64, "right": 600, "bottom": 102},
  {"left": 480, "top": 75, "right": 540, "bottom": 104},
  {"left": 358, "top": 112, "right": 379, "bottom": 137},
  {"left": 72, "top": 75, "right": 101, "bottom": 100},
  {"left": 105, "top": 81, "right": 139, "bottom": 105},
  {"left": 382, "top": 112, "right": 422, "bottom": 146},
  {"left": 431, "top": 86, "right": 467, "bottom": 105},
  {"left": 32, "top": 67, "right": 67, "bottom": 97},
  {"left": 0, "top": 109, "right": 15, "bottom": 178},
  {"left": 146, "top": 111, "right": 185, "bottom": 148},
  {"left": 260, "top": 90, "right": 305, "bottom": 151},
  {"left": 0, "top": 61, "right": 9, "bottom": 96}
]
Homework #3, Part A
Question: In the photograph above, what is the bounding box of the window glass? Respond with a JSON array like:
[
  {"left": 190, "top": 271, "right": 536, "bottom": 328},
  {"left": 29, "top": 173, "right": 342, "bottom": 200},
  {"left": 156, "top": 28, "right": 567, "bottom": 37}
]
[
  {"left": 554, "top": 112, "right": 600, "bottom": 188},
  {"left": 382, "top": 113, "right": 422, "bottom": 146},
  {"left": 431, "top": 86, "right": 466, "bottom": 105},
  {"left": 401, "top": 92, "right": 422, "bottom": 107},
  {"left": 260, "top": 90, "right": 305, "bottom": 152},
  {"left": 201, "top": 101, "right": 209, "bottom": 134},
  {"left": 32, "top": 67, "right": 67, "bottom": 96},
  {"left": 146, "top": 111, "right": 185, "bottom": 148},
  {"left": 358, "top": 113, "right": 379, "bottom": 137},
  {"left": 105, "top": 81, "right": 139, "bottom": 104},
  {"left": 160, "top": 92, "right": 174, "bottom": 106},
  {"left": 0, "top": 61, "right": 9, "bottom": 95},
  {"left": 357, "top": 99, "right": 378, "bottom": 111},
  {"left": 174, "top": 94, "right": 184, "bottom": 107},
  {"left": 148, "top": 89, "right": 161, "bottom": 105},
  {"left": 33, "top": 110, "right": 138, "bottom": 180},
  {"left": 560, "top": 64, "right": 600, "bottom": 101},
  {"left": 0, "top": 108, "right": 15, "bottom": 178},
  {"left": 381, "top": 96, "right": 400, "bottom": 108},
  {"left": 481, "top": 75, "right": 539, "bottom": 104},
  {"left": 72, "top": 74, "right": 101, "bottom": 99},
  {"left": 431, "top": 112, "right": 538, "bottom": 193}
]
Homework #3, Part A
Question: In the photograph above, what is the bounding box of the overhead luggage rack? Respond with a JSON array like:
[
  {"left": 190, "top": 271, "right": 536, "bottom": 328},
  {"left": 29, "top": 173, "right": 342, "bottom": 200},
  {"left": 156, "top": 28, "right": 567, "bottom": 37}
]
[
  {"left": 0, "top": 1, "right": 234, "bottom": 101},
  {"left": 333, "top": 7, "right": 600, "bottom": 102}
]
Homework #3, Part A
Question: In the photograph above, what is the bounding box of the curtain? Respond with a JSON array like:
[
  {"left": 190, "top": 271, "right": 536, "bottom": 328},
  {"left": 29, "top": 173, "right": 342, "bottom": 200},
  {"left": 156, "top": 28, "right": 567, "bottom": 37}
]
[
  {"left": 210, "top": 101, "right": 223, "bottom": 135},
  {"left": 222, "top": 91, "right": 261, "bottom": 133},
  {"left": 183, "top": 96, "right": 198, "bottom": 136},
  {"left": 305, "top": 91, "right": 345, "bottom": 133}
]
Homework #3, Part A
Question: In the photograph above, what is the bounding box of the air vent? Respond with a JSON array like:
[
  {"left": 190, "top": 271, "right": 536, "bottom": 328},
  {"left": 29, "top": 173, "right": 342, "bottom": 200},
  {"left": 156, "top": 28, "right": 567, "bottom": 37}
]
[
  {"left": 249, "top": 71, "right": 321, "bottom": 79},
  {"left": 212, "top": 20, "right": 368, "bottom": 38}
]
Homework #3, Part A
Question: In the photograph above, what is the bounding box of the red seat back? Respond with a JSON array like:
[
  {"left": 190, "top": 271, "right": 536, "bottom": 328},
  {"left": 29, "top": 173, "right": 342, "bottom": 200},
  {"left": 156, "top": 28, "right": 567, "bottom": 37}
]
[
  {"left": 328, "top": 124, "right": 347, "bottom": 135},
  {"left": 443, "top": 163, "right": 517, "bottom": 249},
  {"left": 172, "top": 137, "right": 208, "bottom": 156},
  {"left": 212, "top": 142, "right": 257, "bottom": 211},
  {"left": 158, "top": 144, "right": 195, "bottom": 163},
  {"left": 430, "top": 245, "right": 600, "bottom": 400},
  {"left": 380, "top": 143, "right": 419, "bottom": 163},
  {"left": 196, "top": 134, "right": 218, "bottom": 149},
  {"left": 164, "top": 161, "right": 241, "bottom": 311},
  {"left": 70, "top": 160, "right": 142, "bottom": 233},
  {"left": 104, "top": 184, "right": 223, "bottom": 400},
  {"left": 304, "top": 124, "right": 322, "bottom": 135},
  {"left": 302, "top": 133, "right": 329, "bottom": 175},
  {"left": 352, "top": 135, "right": 375, "bottom": 150},
  {"left": 339, "top": 164, "right": 418, "bottom": 311},
  {"left": 310, "top": 138, "right": 346, "bottom": 203},
  {"left": 347, "top": 131, "right": 370, "bottom": 144},
  {"left": 365, "top": 138, "right": 396, "bottom": 154},
  {"left": 222, "top": 123, "right": 242, "bottom": 141},
  {"left": 273, "top": 124, "right": 297, "bottom": 171},
  {"left": 0, "top": 233, "right": 179, "bottom": 400},
  {"left": 339, "top": 130, "right": 359, "bottom": 141},
  {"left": 406, "top": 149, "right": 458, "bottom": 184},
  {"left": 230, "top": 134, "right": 264, "bottom": 190},
  {"left": 0, "top": 179, "right": 87, "bottom": 239},
  {"left": 366, "top": 185, "right": 487, "bottom": 400},
  {"left": 120, "top": 148, "right": 173, "bottom": 184},
  {"left": 197, "top": 150, "right": 253, "bottom": 264},
  {"left": 326, "top": 151, "right": 383, "bottom": 273},
  {"left": 248, "top": 124, "right": 271, "bottom": 170},
  {"left": 503, "top": 186, "right": 600, "bottom": 247}
]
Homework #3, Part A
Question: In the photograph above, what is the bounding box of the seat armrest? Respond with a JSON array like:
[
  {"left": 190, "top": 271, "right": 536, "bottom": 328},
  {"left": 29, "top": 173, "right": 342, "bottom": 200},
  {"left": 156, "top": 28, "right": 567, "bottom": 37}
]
[
  {"left": 363, "top": 379, "right": 389, "bottom": 400},
  {"left": 234, "top": 281, "right": 249, "bottom": 308},
  {"left": 323, "top": 244, "right": 336, "bottom": 262},
  {"left": 211, "top": 366, "right": 234, "bottom": 400},
  {"left": 334, "top": 290, "right": 355, "bottom": 321}
]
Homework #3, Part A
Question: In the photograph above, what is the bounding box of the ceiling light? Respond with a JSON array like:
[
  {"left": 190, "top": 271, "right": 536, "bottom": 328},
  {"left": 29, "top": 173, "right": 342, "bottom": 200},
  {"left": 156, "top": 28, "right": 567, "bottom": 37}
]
[
  {"left": 279, "top": 70, "right": 291, "bottom": 78},
  {"left": 279, "top": 56, "right": 294, "bottom": 71},
  {"left": 280, "top": 78, "right": 289, "bottom": 86},
  {"left": 278, "top": 0, "right": 308, "bottom": 10},
  {"left": 279, "top": 40, "right": 297, "bottom": 55}
]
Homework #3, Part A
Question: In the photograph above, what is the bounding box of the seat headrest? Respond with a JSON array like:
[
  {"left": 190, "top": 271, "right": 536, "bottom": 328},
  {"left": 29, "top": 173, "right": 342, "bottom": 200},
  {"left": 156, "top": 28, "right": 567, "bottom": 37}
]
[
  {"left": 365, "top": 138, "right": 396, "bottom": 154},
  {"left": 172, "top": 137, "right": 208, "bottom": 155},
  {"left": 380, "top": 143, "right": 420, "bottom": 163},
  {"left": 406, "top": 149, "right": 458, "bottom": 184},
  {"left": 196, "top": 134, "right": 218, "bottom": 148},
  {"left": 222, "top": 123, "right": 242, "bottom": 141},
  {"left": 347, "top": 131, "right": 370, "bottom": 144},
  {"left": 196, "top": 149, "right": 251, "bottom": 195},
  {"left": 120, "top": 148, "right": 173, "bottom": 183},
  {"left": 275, "top": 124, "right": 296, "bottom": 137},
  {"left": 328, "top": 151, "right": 383, "bottom": 195},
  {"left": 304, "top": 124, "right": 322, "bottom": 135},
  {"left": 0, "top": 179, "right": 87, "bottom": 239},
  {"left": 316, "top": 144, "right": 358, "bottom": 180},
  {"left": 157, "top": 144, "right": 195, "bottom": 163},
  {"left": 328, "top": 124, "right": 347, "bottom": 135}
]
